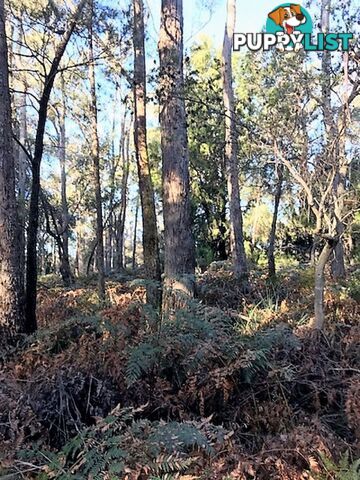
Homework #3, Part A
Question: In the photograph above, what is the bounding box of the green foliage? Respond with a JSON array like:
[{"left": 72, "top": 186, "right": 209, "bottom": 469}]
[
  {"left": 18, "top": 406, "right": 225, "bottom": 479},
  {"left": 126, "top": 341, "right": 160, "bottom": 385},
  {"left": 272, "top": 253, "right": 300, "bottom": 269},
  {"left": 244, "top": 203, "right": 273, "bottom": 247},
  {"left": 347, "top": 269, "right": 360, "bottom": 302},
  {"left": 315, "top": 451, "right": 360, "bottom": 480},
  {"left": 125, "top": 300, "right": 246, "bottom": 388},
  {"left": 149, "top": 421, "right": 215, "bottom": 456},
  {"left": 185, "top": 37, "right": 228, "bottom": 265}
]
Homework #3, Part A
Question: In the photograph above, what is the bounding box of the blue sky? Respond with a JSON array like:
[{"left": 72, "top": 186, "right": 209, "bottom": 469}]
[{"left": 144, "top": 0, "right": 299, "bottom": 50}]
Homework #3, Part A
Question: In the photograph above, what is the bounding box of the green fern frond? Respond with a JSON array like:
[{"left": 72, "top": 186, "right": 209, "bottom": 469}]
[
  {"left": 315, "top": 451, "right": 360, "bottom": 480},
  {"left": 149, "top": 454, "right": 194, "bottom": 475},
  {"left": 126, "top": 342, "right": 160, "bottom": 386}
]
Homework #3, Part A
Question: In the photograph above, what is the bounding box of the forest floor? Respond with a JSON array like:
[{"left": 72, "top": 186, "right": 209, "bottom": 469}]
[{"left": 0, "top": 263, "right": 359, "bottom": 479}]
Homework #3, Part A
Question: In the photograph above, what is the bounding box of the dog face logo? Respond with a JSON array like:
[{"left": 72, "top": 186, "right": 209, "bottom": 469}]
[
  {"left": 232, "top": 4, "right": 353, "bottom": 53},
  {"left": 268, "top": 4, "right": 306, "bottom": 35}
]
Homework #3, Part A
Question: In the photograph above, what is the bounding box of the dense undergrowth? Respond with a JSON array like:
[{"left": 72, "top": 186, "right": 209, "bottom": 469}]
[{"left": 0, "top": 265, "right": 359, "bottom": 479}]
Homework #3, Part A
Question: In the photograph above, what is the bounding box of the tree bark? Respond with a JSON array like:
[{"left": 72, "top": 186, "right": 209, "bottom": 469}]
[
  {"left": 268, "top": 165, "right": 283, "bottom": 279},
  {"left": 88, "top": 5, "right": 105, "bottom": 301},
  {"left": 221, "top": 0, "right": 248, "bottom": 284},
  {"left": 105, "top": 106, "right": 118, "bottom": 275},
  {"left": 106, "top": 95, "right": 119, "bottom": 275},
  {"left": 59, "top": 74, "right": 74, "bottom": 286},
  {"left": 132, "top": 195, "right": 139, "bottom": 270},
  {"left": 17, "top": 87, "right": 27, "bottom": 284},
  {"left": 75, "top": 227, "right": 86, "bottom": 276},
  {"left": 0, "top": 0, "right": 24, "bottom": 343},
  {"left": 25, "top": 0, "right": 88, "bottom": 333},
  {"left": 321, "top": 0, "right": 346, "bottom": 279},
  {"left": 133, "top": 0, "right": 161, "bottom": 306},
  {"left": 331, "top": 162, "right": 346, "bottom": 279},
  {"left": 115, "top": 116, "right": 130, "bottom": 273},
  {"left": 330, "top": 56, "right": 349, "bottom": 280},
  {"left": 159, "top": 0, "right": 195, "bottom": 311},
  {"left": 311, "top": 240, "right": 336, "bottom": 329}
]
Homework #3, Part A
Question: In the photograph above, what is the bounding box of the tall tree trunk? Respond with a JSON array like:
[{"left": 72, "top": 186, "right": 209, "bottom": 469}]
[
  {"left": 133, "top": 0, "right": 161, "bottom": 306},
  {"left": 59, "top": 74, "right": 74, "bottom": 286},
  {"left": 320, "top": 0, "right": 345, "bottom": 279},
  {"left": 250, "top": 188, "right": 261, "bottom": 262},
  {"left": 106, "top": 94, "right": 118, "bottom": 275},
  {"left": 216, "top": 184, "right": 228, "bottom": 261},
  {"left": 88, "top": 8, "right": 105, "bottom": 302},
  {"left": 38, "top": 233, "right": 46, "bottom": 276},
  {"left": 105, "top": 228, "right": 112, "bottom": 274},
  {"left": 221, "top": 0, "right": 248, "bottom": 284},
  {"left": 331, "top": 163, "right": 346, "bottom": 279},
  {"left": 0, "top": 0, "right": 24, "bottom": 343},
  {"left": 115, "top": 117, "right": 130, "bottom": 273},
  {"left": 25, "top": 0, "right": 88, "bottom": 333},
  {"left": 17, "top": 87, "right": 27, "bottom": 283},
  {"left": 308, "top": 0, "right": 339, "bottom": 330},
  {"left": 268, "top": 165, "right": 283, "bottom": 278},
  {"left": 75, "top": 225, "right": 86, "bottom": 276},
  {"left": 132, "top": 195, "right": 139, "bottom": 270},
  {"left": 331, "top": 53, "right": 350, "bottom": 280},
  {"left": 159, "top": 0, "right": 195, "bottom": 311}
]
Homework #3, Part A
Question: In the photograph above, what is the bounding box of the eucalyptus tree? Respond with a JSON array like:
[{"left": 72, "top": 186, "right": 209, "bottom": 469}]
[
  {"left": 268, "top": 53, "right": 359, "bottom": 328},
  {"left": 320, "top": 0, "right": 346, "bottom": 280},
  {"left": 9, "top": 0, "right": 89, "bottom": 332},
  {"left": 115, "top": 112, "right": 131, "bottom": 273},
  {"left": 133, "top": 0, "right": 161, "bottom": 306},
  {"left": 0, "top": 0, "right": 24, "bottom": 343},
  {"left": 159, "top": 0, "right": 195, "bottom": 311},
  {"left": 221, "top": 0, "right": 248, "bottom": 283},
  {"left": 88, "top": 0, "right": 105, "bottom": 301}
]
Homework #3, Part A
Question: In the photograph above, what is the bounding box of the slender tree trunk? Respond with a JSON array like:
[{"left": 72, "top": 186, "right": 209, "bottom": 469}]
[
  {"left": 221, "top": 0, "right": 248, "bottom": 284},
  {"left": 216, "top": 185, "right": 228, "bottom": 261},
  {"left": 17, "top": 87, "right": 27, "bottom": 283},
  {"left": 331, "top": 55, "right": 350, "bottom": 280},
  {"left": 268, "top": 166, "right": 283, "bottom": 278},
  {"left": 13, "top": 27, "right": 27, "bottom": 286},
  {"left": 133, "top": 0, "right": 161, "bottom": 305},
  {"left": 75, "top": 226, "right": 86, "bottom": 276},
  {"left": 105, "top": 229, "right": 111, "bottom": 274},
  {"left": 25, "top": 0, "right": 88, "bottom": 333},
  {"left": 311, "top": 240, "right": 336, "bottom": 329},
  {"left": 38, "top": 234, "right": 46, "bottom": 275},
  {"left": 308, "top": 0, "right": 346, "bottom": 329},
  {"left": 106, "top": 95, "right": 118, "bottom": 275},
  {"left": 88, "top": 7, "right": 105, "bottom": 302},
  {"left": 159, "top": 0, "right": 195, "bottom": 311},
  {"left": 115, "top": 117, "right": 130, "bottom": 272},
  {"left": 132, "top": 195, "right": 139, "bottom": 270},
  {"left": 331, "top": 164, "right": 346, "bottom": 279},
  {"left": 59, "top": 75, "right": 74, "bottom": 286},
  {"left": 0, "top": 0, "right": 24, "bottom": 343},
  {"left": 250, "top": 188, "right": 261, "bottom": 262},
  {"left": 320, "top": 0, "right": 345, "bottom": 279},
  {"left": 309, "top": 0, "right": 335, "bottom": 328}
]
